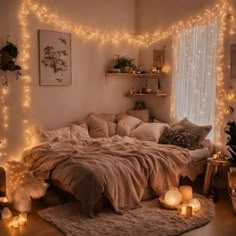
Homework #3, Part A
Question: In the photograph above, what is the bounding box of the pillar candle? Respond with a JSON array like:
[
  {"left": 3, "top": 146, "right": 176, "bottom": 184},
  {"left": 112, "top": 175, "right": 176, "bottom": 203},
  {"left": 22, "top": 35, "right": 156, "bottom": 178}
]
[
  {"left": 181, "top": 204, "right": 188, "bottom": 216},
  {"left": 186, "top": 206, "right": 193, "bottom": 216},
  {"left": 179, "top": 185, "right": 193, "bottom": 202},
  {"left": 11, "top": 216, "right": 19, "bottom": 228}
]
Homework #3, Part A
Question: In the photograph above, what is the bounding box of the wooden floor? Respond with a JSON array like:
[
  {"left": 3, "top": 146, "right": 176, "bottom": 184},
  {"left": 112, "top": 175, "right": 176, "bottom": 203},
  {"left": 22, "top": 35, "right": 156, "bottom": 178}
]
[{"left": 0, "top": 190, "right": 236, "bottom": 236}]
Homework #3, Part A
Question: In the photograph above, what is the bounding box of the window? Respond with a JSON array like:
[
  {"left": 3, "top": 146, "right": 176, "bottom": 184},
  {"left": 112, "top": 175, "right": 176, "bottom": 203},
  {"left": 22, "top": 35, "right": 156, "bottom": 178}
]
[{"left": 171, "top": 20, "right": 218, "bottom": 140}]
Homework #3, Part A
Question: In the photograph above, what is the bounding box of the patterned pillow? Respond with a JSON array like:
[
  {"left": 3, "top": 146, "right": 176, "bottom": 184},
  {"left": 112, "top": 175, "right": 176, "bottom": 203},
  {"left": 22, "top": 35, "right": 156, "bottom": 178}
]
[
  {"left": 159, "top": 127, "right": 203, "bottom": 150},
  {"left": 172, "top": 118, "right": 212, "bottom": 141}
]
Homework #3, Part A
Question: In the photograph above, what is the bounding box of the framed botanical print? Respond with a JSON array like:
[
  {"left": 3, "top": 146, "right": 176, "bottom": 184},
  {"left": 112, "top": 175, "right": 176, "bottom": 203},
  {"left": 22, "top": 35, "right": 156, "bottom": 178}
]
[{"left": 38, "top": 30, "right": 71, "bottom": 86}]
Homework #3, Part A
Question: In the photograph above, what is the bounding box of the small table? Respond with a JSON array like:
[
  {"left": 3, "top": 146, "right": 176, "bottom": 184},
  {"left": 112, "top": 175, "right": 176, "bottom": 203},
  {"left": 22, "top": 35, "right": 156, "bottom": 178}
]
[{"left": 203, "top": 157, "right": 231, "bottom": 196}]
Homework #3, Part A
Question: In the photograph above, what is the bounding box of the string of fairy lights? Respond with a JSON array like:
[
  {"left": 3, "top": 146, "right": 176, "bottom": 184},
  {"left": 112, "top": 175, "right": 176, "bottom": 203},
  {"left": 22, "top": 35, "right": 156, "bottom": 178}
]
[{"left": 0, "top": 0, "right": 235, "bottom": 162}]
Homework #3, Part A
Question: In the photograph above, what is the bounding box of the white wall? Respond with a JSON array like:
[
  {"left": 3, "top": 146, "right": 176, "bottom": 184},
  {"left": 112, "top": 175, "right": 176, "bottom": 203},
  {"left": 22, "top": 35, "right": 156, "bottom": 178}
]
[
  {"left": 136, "top": 0, "right": 236, "bottom": 128},
  {"left": 0, "top": 0, "right": 138, "bottom": 160},
  {"left": 2, "top": 0, "right": 236, "bottom": 160}
]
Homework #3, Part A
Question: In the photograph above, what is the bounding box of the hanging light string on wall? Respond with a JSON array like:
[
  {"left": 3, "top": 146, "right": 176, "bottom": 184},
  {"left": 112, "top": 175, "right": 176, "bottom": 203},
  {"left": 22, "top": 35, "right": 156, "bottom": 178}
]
[
  {"left": 0, "top": 0, "right": 229, "bottom": 160},
  {"left": 140, "top": 0, "right": 228, "bottom": 46},
  {"left": 18, "top": 0, "right": 35, "bottom": 151},
  {"left": 214, "top": 1, "right": 228, "bottom": 147},
  {"left": 22, "top": 0, "right": 228, "bottom": 46},
  {"left": 0, "top": 70, "right": 9, "bottom": 162}
]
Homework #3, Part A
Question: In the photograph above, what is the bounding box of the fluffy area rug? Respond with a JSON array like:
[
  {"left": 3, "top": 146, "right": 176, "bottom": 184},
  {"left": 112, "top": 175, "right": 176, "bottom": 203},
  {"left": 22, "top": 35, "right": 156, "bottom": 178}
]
[{"left": 38, "top": 194, "right": 214, "bottom": 236}]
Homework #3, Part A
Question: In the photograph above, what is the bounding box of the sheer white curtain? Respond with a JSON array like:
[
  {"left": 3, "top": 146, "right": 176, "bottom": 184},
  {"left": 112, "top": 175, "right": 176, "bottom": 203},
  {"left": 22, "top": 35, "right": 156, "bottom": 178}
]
[{"left": 172, "top": 20, "right": 218, "bottom": 140}]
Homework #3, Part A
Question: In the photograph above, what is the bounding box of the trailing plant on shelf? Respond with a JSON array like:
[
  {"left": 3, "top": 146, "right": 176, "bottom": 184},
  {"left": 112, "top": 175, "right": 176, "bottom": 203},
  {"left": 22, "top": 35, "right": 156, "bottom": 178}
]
[
  {"left": 225, "top": 121, "right": 236, "bottom": 162},
  {"left": 113, "top": 54, "right": 136, "bottom": 72},
  {"left": 0, "top": 41, "right": 21, "bottom": 86}
]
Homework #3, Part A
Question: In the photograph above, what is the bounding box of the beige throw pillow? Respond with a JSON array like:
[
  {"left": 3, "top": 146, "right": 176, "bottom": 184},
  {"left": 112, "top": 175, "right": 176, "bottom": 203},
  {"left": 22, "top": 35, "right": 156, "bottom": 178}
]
[
  {"left": 172, "top": 118, "right": 212, "bottom": 141},
  {"left": 116, "top": 114, "right": 142, "bottom": 137},
  {"left": 86, "top": 113, "right": 117, "bottom": 138},
  {"left": 130, "top": 123, "right": 169, "bottom": 142},
  {"left": 87, "top": 115, "right": 109, "bottom": 138},
  {"left": 71, "top": 123, "right": 90, "bottom": 140},
  {"left": 127, "top": 109, "right": 150, "bottom": 122}
]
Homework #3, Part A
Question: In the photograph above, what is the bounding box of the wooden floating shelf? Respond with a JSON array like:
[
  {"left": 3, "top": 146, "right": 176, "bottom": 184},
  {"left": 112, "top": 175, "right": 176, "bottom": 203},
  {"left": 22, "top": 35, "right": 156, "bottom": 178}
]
[
  {"left": 106, "top": 72, "right": 167, "bottom": 79},
  {"left": 127, "top": 92, "right": 167, "bottom": 97}
]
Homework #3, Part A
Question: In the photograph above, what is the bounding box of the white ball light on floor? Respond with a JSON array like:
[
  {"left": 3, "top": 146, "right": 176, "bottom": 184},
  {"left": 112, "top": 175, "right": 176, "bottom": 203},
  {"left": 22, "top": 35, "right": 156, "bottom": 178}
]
[
  {"left": 189, "top": 198, "right": 201, "bottom": 212},
  {"left": 164, "top": 189, "right": 182, "bottom": 207}
]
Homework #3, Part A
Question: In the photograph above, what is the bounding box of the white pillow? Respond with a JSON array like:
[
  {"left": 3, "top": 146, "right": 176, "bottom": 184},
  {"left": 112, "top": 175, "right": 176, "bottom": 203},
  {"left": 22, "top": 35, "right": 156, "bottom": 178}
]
[
  {"left": 116, "top": 114, "right": 142, "bottom": 137},
  {"left": 130, "top": 123, "right": 169, "bottom": 142},
  {"left": 71, "top": 124, "right": 90, "bottom": 140},
  {"left": 40, "top": 127, "right": 71, "bottom": 142}
]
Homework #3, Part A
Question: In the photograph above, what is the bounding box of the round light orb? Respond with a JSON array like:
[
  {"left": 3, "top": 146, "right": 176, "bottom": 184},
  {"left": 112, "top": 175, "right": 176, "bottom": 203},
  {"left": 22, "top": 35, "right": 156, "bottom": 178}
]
[
  {"left": 189, "top": 198, "right": 201, "bottom": 212},
  {"left": 164, "top": 189, "right": 182, "bottom": 207}
]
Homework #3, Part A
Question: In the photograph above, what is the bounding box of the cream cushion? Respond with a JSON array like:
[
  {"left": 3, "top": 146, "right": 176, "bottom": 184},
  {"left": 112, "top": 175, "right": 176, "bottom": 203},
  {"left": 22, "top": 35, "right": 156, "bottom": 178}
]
[
  {"left": 130, "top": 123, "right": 169, "bottom": 142},
  {"left": 86, "top": 113, "right": 117, "bottom": 138},
  {"left": 40, "top": 127, "right": 71, "bottom": 142},
  {"left": 71, "top": 123, "right": 90, "bottom": 140},
  {"left": 116, "top": 114, "right": 142, "bottom": 137}
]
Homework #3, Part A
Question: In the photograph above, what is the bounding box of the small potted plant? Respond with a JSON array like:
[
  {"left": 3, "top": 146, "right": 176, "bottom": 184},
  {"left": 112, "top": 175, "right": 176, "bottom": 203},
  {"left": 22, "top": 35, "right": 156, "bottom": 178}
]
[
  {"left": 0, "top": 41, "right": 21, "bottom": 85},
  {"left": 113, "top": 54, "right": 136, "bottom": 73}
]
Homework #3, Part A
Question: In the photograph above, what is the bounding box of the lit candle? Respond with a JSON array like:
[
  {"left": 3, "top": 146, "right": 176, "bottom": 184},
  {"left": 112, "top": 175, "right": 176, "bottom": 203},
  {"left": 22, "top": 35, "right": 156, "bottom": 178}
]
[
  {"left": 11, "top": 216, "right": 19, "bottom": 228},
  {"left": 3, "top": 197, "right": 8, "bottom": 203},
  {"left": 179, "top": 185, "right": 193, "bottom": 202},
  {"left": 176, "top": 205, "right": 182, "bottom": 215},
  {"left": 189, "top": 198, "right": 201, "bottom": 212},
  {"left": 180, "top": 204, "right": 188, "bottom": 215},
  {"left": 186, "top": 206, "right": 193, "bottom": 216},
  {"left": 19, "top": 212, "right": 27, "bottom": 226}
]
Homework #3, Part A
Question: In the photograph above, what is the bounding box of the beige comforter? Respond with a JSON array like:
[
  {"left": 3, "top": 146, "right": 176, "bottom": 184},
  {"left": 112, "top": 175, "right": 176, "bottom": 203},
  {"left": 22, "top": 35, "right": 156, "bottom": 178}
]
[{"left": 23, "top": 136, "right": 196, "bottom": 216}]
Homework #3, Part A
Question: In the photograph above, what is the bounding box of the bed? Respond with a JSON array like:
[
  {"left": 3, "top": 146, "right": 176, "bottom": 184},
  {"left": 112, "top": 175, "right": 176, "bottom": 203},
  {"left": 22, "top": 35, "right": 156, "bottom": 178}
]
[{"left": 22, "top": 113, "right": 214, "bottom": 217}]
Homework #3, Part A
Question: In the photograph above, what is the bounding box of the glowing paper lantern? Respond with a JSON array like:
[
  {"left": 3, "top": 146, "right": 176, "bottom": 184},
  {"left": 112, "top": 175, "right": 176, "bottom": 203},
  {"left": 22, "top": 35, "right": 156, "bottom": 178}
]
[
  {"left": 164, "top": 189, "right": 182, "bottom": 207},
  {"left": 189, "top": 198, "right": 201, "bottom": 212},
  {"left": 179, "top": 185, "right": 193, "bottom": 202}
]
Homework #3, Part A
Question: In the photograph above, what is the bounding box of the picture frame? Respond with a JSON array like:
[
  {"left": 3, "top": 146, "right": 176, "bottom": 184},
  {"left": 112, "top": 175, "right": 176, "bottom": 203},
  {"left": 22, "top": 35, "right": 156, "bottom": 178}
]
[
  {"left": 153, "top": 48, "right": 165, "bottom": 70},
  {"left": 38, "top": 30, "right": 71, "bottom": 86},
  {"left": 230, "top": 44, "right": 236, "bottom": 79}
]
